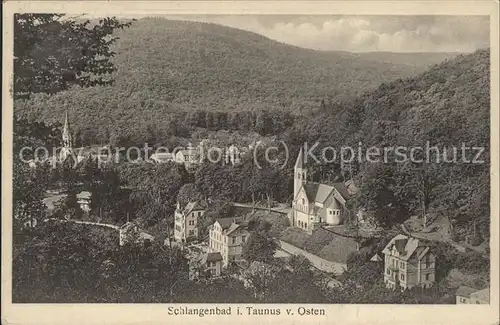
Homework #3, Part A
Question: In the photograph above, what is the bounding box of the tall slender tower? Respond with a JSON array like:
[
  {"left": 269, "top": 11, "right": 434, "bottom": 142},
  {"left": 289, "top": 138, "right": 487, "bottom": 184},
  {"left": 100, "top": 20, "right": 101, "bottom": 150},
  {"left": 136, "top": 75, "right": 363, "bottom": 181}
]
[
  {"left": 60, "top": 111, "right": 73, "bottom": 161},
  {"left": 294, "top": 147, "right": 307, "bottom": 199}
]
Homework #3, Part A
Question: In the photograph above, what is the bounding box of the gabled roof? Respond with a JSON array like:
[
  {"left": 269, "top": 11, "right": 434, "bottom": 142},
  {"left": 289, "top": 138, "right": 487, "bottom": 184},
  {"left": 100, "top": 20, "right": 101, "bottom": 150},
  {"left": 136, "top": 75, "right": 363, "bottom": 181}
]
[
  {"left": 370, "top": 253, "right": 383, "bottom": 262},
  {"left": 381, "top": 234, "right": 429, "bottom": 261},
  {"left": 120, "top": 221, "right": 138, "bottom": 231},
  {"left": 226, "top": 223, "right": 242, "bottom": 235},
  {"left": 302, "top": 183, "right": 334, "bottom": 203},
  {"left": 299, "top": 181, "right": 351, "bottom": 205},
  {"left": 202, "top": 252, "right": 223, "bottom": 264},
  {"left": 214, "top": 217, "right": 247, "bottom": 234},
  {"left": 182, "top": 201, "right": 206, "bottom": 215},
  {"left": 76, "top": 191, "right": 91, "bottom": 199},
  {"left": 470, "top": 288, "right": 490, "bottom": 302},
  {"left": 333, "top": 183, "right": 351, "bottom": 200},
  {"left": 215, "top": 217, "right": 236, "bottom": 230},
  {"left": 456, "top": 286, "right": 479, "bottom": 298}
]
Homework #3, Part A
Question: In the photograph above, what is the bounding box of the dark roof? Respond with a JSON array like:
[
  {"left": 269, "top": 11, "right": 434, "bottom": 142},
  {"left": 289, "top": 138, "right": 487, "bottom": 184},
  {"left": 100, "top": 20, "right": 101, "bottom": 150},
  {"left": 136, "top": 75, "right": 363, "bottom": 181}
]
[
  {"left": 182, "top": 201, "right": 206, "bottom": 215},
  {"left": 280, "top": 227, "right": 358, "bottom": 264},
  {"left": 333, "top": 182, "right": 351, "bottom": 200},
  {"left": 300, "top": 182, "right": 350, "bottom": 204},
  {"left": 215, "top": 217, "right": 239, "bottom": 230},
  {"left": 202, "top": 252, "right": 223, "bottom": 264},
  {"left": 382, "top": 234, "right": 428, "bottom": 261},
  {"left": 303, "top": 183, "right": 334, "bottom": 203},
  {"left": 456, "top": 286, "right": 479, "bottom": 298},
  {"left": 394, "top": 238, "right": 407, "bottom": 254}
]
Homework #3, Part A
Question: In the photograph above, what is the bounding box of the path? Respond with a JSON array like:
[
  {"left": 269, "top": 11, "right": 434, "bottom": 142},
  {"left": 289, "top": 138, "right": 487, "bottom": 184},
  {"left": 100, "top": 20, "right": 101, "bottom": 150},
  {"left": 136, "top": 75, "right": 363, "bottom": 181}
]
[{"left": 231, "top": 202, "right": 291, "bottom": 215}]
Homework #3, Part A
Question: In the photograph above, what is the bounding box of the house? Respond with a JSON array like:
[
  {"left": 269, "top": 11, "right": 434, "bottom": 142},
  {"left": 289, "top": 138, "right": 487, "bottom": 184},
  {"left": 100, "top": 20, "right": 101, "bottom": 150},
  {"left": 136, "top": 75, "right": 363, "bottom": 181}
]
[
  {"left": 208, "top": 217, "right": 249, "bottom": 267},
  {"left": 382, "top": 234, "right": 435, "bottom": 289},
  {"left": 76, "top": 191, "right": 91, "bottom": 212},
  {"left": 173, "top": 201, "right": 206, "bottom": 243},
  {"left": 279, "top": 227, "right": 359, "bottom": 275},
  {"left": 200, "top": 252, "right": 223, "bottom": 277},
  {"left": 150, "top": 152, "right": 175, "bottom": 163},
  {"left": 456, "top": 286, "right": 490, "bottom": 304},
  {"left": 119, "top": 222, "right": 155, "bottom": 246},
  {"left": 370, "top": 253, "right": 383, "bottom": 262},
  {"left": 175, "top": 144, "right": 202, "bottom": 173},
  {"left": 290, "top": 148, "right": 355, "bottom": 234}
]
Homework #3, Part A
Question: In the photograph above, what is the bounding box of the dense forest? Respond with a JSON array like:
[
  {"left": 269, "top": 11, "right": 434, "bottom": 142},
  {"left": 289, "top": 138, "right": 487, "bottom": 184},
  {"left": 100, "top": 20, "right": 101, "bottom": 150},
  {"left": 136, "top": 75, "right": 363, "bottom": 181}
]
[{"left": 14, "top": 18, "right": 459, "bottom": 146}]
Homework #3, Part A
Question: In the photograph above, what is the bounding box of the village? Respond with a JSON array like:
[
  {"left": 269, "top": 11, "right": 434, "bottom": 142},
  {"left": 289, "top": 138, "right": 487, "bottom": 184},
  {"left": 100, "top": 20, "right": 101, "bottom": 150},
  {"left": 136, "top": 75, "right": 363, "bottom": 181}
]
[{"left": 22, "top": 112, "right": 490, "bottom": 305}]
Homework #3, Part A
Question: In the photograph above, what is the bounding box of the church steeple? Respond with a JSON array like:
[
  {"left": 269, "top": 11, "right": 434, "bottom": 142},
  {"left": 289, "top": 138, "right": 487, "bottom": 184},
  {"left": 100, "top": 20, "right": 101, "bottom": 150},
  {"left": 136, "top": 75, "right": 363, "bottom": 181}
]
[
  {"left": 294, "top": 147, "right": 307, "bottom": 199},
  {"left": 60, "top": 110, "right": 73, "bottom": 161},
  {"left": 62, "top": 110, "right": 72, "bottom": 149}
]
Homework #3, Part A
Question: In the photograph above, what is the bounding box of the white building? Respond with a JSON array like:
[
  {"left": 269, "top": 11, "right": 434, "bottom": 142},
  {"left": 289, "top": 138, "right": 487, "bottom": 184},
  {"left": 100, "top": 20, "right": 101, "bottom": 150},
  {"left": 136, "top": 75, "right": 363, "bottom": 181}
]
[
  {"left": 208, "top": 218, "right": 249, "bottom": 267},
  {"left": 290, "top": 148, "right": 353, "bottom": 234},
  {"left": 173, "top": 201, "right": 206, "bottom": 243}
]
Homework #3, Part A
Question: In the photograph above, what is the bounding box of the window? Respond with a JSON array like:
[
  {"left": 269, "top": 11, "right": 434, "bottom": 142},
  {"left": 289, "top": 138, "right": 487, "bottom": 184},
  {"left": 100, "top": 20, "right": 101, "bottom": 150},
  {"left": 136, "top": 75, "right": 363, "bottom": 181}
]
[
  {"left": 329, "top": 210, "right": 333, "bottom": 215},
  {"left": 460, "top": 298, "right": 466, "bottom": 303},
  {"left": 425, "top": 274, "right": 430, "bottom": 281},
  {"left": 198, "top": 211, "right": 201, "bottom": 217},
  {"left": 386, "top": 268, "right": 390, "bottom": 275},
  {"left": 301, "top": 198, "right": 305, "bottom": 205},
  {"left": 400, "top": 273, "right": 405, "bottom": 281},
  {"left": 189, "top": 230, "right": 194, "bottom": 236},
  {"left": 400, "top": 261, "right": 405, "bottom": 269},
  {"left": 232, "top": 237, "right": 236, "bottom": 244},
  {"left": 242, "top": 236, "right": 246, "bottom": 242}
]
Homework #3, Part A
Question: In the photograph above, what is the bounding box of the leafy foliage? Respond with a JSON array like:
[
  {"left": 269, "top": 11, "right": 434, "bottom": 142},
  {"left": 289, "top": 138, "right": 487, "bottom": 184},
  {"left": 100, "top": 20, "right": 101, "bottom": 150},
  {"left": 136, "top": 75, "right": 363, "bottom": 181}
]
[{"left": 14, "top": 14, "right": 133, "bottom": 99}]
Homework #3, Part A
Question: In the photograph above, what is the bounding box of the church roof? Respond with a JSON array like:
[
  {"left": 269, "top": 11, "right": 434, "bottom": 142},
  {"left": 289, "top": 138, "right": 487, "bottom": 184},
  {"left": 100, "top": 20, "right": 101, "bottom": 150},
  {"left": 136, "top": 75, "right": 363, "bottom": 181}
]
[
  {"left": 303, "top": 183, "right": 334, "bottom": 203},
  {"left": 333, "top": 182, "right": 351, "bottom": 200},
  {"left": 301, "top": 181, "right": 351, "bottom": 204}
]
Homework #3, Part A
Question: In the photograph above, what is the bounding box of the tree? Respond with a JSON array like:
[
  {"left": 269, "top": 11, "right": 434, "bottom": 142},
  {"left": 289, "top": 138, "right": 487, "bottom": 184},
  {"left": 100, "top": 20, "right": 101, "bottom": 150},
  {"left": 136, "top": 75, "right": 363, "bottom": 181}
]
[
  {"left": 242, "top": 219, "right": 277, "bottom": 263},
  {"left": 14, "top": 14, "right": 133, "bottom": 99},
  {"left": 176, "top": 183, "right": 203, "bottom": 206}
]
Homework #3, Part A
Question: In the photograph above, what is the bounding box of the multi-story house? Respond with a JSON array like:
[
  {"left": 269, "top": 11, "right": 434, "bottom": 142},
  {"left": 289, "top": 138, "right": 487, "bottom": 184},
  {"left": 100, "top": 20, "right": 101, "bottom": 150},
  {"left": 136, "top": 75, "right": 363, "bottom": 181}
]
[
  {"left": 208, "top": 217, "right": 249, "bottom": 267},
  {"left": 290, "top": 148, "right": 355, "bottom": 234},
  {"left": 382, "top": 234, "right": 435, "bottom": 289},
  {"left": 456, "top": 286, "right": 490, "bottom": 304},
  {"left": 173, "top": 201, "right": 206, "bottom": 243}
]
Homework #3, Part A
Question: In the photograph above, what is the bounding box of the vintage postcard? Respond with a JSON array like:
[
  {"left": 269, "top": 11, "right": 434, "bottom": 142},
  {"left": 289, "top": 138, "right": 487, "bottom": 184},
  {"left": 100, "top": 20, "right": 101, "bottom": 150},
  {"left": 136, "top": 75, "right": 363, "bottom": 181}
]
[{"left": 2, "top": 1, "right": 499, "bottom": 325}]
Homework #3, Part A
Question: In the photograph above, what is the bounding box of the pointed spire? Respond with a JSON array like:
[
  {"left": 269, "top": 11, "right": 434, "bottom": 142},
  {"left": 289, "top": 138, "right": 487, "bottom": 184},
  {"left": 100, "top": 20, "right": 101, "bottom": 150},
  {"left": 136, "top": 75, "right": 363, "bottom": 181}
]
[
  {"left": 295, "top": 147, "right": 304, "bottom": 169},
  {"left": 62, "top": 110, "right": 72, "bottom": 148}
]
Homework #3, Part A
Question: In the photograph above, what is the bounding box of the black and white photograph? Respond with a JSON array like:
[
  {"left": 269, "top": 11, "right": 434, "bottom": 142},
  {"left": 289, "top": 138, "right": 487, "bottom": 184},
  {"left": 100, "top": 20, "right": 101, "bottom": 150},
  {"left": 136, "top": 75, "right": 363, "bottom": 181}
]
[{"left": 2, "top": 1, "right": 499, "bottom": 324}]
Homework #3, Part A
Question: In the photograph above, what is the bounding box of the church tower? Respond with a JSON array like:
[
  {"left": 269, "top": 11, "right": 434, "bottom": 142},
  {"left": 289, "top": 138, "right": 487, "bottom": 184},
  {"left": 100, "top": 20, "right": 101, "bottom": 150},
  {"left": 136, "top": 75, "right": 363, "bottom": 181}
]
[
  {"left": 60, "top": 111, "right": 73, "bottom": 161},
  {"left": 294, "top": 147, "right": 307, "bottom": 199}
]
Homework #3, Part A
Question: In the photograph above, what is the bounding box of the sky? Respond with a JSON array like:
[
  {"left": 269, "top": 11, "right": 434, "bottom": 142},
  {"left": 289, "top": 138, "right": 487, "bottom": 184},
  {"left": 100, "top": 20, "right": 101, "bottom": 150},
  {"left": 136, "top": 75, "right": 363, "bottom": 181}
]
[{"left": 141, "top": 15, "right": 490, "bottom": 53}]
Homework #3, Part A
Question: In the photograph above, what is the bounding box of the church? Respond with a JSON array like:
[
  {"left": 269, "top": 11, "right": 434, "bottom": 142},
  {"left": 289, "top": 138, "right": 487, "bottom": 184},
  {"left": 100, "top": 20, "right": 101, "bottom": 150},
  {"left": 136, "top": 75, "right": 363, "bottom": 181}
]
[{"left": 290, "top": 148, "right": 355, "bottom": 234}]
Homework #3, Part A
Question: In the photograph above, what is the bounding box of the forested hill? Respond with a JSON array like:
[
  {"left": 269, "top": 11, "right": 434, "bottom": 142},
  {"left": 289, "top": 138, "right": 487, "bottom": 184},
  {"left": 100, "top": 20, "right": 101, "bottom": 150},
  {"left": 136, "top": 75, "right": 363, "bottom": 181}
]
[
  {"left": 15, "top": 18, "right": 459, "bottom": 140},
  {"left": 293, "top": 48, "right": 490, "bottom": 237}
]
